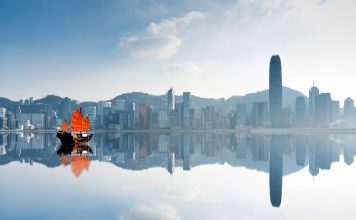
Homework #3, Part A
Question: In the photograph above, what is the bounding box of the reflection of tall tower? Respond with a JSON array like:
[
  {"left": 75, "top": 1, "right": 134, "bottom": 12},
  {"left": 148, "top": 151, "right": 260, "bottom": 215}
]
[
  {"left": 167, "top": 152, "right": 175, "bottom": 175},
  {"left": 295, "top": 137, "right": 307, "bottom": 166},
  {"left": 269, "top": 55, "right": 283, "bottom": 128},
  {"left": 182, "top": 135, "right": 191, "bottom": 170},
  {"left": 269, "top": 135, "right": 283, "bottom": 208}
]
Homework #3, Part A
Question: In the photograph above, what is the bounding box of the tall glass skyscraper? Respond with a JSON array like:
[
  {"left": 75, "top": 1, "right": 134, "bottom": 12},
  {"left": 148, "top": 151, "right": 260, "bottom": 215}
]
[
  {"left": 183, "top": 92, "right": 191, "bottom": 129},
  {"left": 269, "top": 55, "right": 283, "bottom": 128},
  {"left": 167, "top": 88, "right": 175, "bottom": 112},
  {"left": 309, "top": 85, "right": 320, "bottom": 124}
]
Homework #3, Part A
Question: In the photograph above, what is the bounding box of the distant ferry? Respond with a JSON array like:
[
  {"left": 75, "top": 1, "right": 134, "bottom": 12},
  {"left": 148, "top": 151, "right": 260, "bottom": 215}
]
[{"left": 56, "top": 109, "right": 93, "bottom": 144}]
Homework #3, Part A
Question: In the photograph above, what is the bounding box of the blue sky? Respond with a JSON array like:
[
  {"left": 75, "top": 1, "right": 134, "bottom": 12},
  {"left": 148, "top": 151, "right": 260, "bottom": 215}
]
[{"left": 1, "top": 0, "right": 355, "bottom": 102}]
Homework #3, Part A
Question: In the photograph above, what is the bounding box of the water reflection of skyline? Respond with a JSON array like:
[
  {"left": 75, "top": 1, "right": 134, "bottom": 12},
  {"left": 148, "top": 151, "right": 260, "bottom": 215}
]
[{"left": 1, "top": 132, "right": 356, "bottom": 208}]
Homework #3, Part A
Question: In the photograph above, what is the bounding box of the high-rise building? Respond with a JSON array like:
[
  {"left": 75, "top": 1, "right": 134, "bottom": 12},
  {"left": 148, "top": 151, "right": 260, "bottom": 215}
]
[
  {"left": 97, "top": 101, "right": 111, "bottom": 128},
  {"left": 113, "top": 99, "right": 126, "bottom": 111},
  {"left": 82, "top": 106, "right": 97, "bottom": 129},
  {"left": 60, "top": 97, "right": 72, "bottom": 123},
  {"left": 282, "top": 108, "right": 292, "bottom": 128},
  {"left": 331, "top": 100, "right": 340, "bottom": 122},
  {"left": 139, "top": 104, "right": 149, "bottom": 129},
  {"left": 295, "top": 96, "right": 306, "bottom": 127},
  {"left": 236, "top": 104, "right": 247, "bottom": 128},
  {"left": 0, "top": 108, "right": 6, "bottom": 118},
  {"left": 309, "top": 85, "right": 320, "bottom": 124},
  {"left": 251, "top": 102, "right": 269, "bottom": 128},
  {"left": 201, "top": 106, "right": 215, "bottom": 129},
  {"left": 183, "top": 92, "right": 191, "bottom": 129},
  {"left": 175, "top": 102, "right": 183, "bottom": 128},
  {"left": 269, "top": 55, "right": 283, "bottom": 128},
  {"left": 315, "top": 93, "right": 332, "bottom": 124},
  {"left": 344, "top": 97, "right": 355, "bottom": 118},
  {"left": 167, "top": 88, "right": 175, "bottom": 112},
  {"left": 158, "top": 109, "right": 168, "bottom": 128}
]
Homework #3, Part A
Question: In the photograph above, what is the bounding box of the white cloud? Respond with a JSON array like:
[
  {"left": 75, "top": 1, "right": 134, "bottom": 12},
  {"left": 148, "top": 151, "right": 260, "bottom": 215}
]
[
  {"left": 118, "top": 203, "right": 180, "bottom": 220},
  {"left": 120, "top": 36, "right": 181, "bottom": 59},
  {"left": 163, "top": 186, "right": 203, "bottom": 201},
  {"left": 119, "top": 11, "right": 204, "bottom": 60},
  {"left": 163, "top": 61, "right": 205, "bottom": 76}
]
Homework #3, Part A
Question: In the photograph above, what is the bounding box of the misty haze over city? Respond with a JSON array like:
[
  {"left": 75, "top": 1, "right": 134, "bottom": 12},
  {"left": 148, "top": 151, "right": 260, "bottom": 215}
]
[{"left": 1, "top": 1, "right": 356, "bottom": 220}]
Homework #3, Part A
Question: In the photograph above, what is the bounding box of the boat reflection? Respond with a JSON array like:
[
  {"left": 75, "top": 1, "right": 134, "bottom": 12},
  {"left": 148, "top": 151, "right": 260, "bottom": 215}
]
[{"left": 57, "top": 143, "right": 93, "bottom": 177}]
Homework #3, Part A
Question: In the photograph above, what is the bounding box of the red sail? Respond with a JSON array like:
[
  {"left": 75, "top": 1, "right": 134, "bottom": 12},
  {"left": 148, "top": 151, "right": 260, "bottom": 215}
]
[
  {"left": 61, "top": 119, "right": 68, "bottom": 131},
  {"left": 83, "top": 116, "right": 90, "bottom": 131},
  {"left": 71, "top": 109, "right": 84, "bottom": 131}
]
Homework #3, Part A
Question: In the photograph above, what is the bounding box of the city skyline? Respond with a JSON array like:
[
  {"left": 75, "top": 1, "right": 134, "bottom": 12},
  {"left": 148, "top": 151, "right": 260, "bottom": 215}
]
[{"left": 1, "top": 0, "right": 356, "bottom": 101}]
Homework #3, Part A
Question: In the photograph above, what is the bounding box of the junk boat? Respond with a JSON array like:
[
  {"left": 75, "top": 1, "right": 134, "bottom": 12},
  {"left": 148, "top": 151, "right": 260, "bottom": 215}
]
[{"left": 56, "top": 108, "right": 93, "bottom": 145}]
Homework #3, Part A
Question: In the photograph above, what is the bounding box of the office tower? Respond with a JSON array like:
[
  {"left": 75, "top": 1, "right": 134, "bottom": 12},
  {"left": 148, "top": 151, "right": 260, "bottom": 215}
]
[
  {"left": 269, "top": 55, "right": 283, "bottom": 128},
  {"left": 0, "top": 108, "right": 6, "bottom": 118},
  {"left": 167, "top": 88, "right": 175, "bottom": 112},
  {"left": 97, "top": 101, "right": 111, "bottom": 128},
  {"left": 309, "top": 85, "right": 320, "bottom": 124},
  {"left": 6, "top": 111, "right": 16, "bottom": 129},
  {"left": 190, "top": 108, "right": 196, "bottom": 129},
  {"left": 282, "top": 108, "right": 292, "bottom": 128},
  {"left": 0, "top": 117, "right": 7, "bottom": 129},
  {"left": 113, "top": 99, "right": 126, "bottom": 111},
  {"left": 139, "top": 104, "right": 149, "bottom": 129},
  {"left": 175, "top": 102, "right": 183, "bottom": 128},
  {"left": 31, "top": 114, "right": 45, "bottom": 129},
  {"left": 251, "top": 102, "right": 269, "bottom": 128},
  {"left": 60, "top": 97, "right": 72, "bottom": 123},
  {"left": 315, "top": 93, "right": 332, "bottom": 124},
  {"left": 158, "top": 109, "right": 168, "bottom": 128},
  {"left": 82, "top": 106, "right": 97, "bottom": 129},
  {"left": 295, "top": 96, "right": 306, "bottom": 127},
  {"left": 344, "top": 97, "right": 355, "bottom": 118},
  {"left": 201, "top": 106, "right": 215, "bottom": 129},
  {"left": 71, "top": 99, "right": 80, "bottom": 113},
  {"left": 331, "top": 100, "right": 340, "bottom": 122},
  {"left": 183, "top": 92, "right": 191, "bottom": 129},
  {"left": 236, "top": 103, "right": 247, "bottom": 128}
]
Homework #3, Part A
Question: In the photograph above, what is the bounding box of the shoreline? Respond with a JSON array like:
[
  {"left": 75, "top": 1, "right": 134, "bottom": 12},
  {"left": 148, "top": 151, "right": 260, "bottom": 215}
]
[{"left": 1, "top": 128, "right": 356, "bottom": 135}]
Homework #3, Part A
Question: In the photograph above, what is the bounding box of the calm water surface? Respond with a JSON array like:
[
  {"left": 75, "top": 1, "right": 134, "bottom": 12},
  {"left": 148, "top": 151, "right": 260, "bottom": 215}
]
[{"left": 0, "top": 132, "right": 356, "bottom": 220}]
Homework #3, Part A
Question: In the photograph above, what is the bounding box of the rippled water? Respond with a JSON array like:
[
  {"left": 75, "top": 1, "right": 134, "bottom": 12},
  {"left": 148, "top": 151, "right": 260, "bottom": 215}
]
[{"left": 0, "top": 132, "right": 355, "bottom": 220}]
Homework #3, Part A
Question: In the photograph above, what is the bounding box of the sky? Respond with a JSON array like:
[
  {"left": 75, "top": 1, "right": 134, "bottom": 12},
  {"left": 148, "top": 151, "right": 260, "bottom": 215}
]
[{"left": 0, "top": 0, "right": 356, "bottom": 102}]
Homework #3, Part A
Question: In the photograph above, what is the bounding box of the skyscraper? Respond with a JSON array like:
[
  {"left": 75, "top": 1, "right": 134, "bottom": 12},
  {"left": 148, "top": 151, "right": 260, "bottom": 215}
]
[
  {"left": 295, "top": 96, "right": 306, "bottom": 127},
  {"left": 167, "top": 88, "right": 175, "bottom": 112},
  {"left": 82, "top": 106, "right": 97, "bottom": 129},
  {"left": 183, "top": 92, "right": 191, "bottom": 129},
  {"left": 251, "top": 101, "right": 269, "bottom": 128},
  {"left": 60, "top": 97, "right": 72, "bottom": 123},
  {"left": 309, "top": 85, "right": 319, "bottom": 124},
  {"left": 344, "top": 97, "right": 355, "bottom": 118},
  {"left": 315, "top": 93, "right": 332, "bottom": 124},
  {"left": 269, "top": 55, "right": 283, "bottom": 128},
  {"left": 236, "top": 103, "right": 247, "bottom": 128}
]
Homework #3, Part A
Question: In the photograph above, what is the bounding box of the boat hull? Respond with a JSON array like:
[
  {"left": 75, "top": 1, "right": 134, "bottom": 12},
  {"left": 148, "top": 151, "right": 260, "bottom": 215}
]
[{"left": 56, "top": 131, "right": 93, "bottom": 145}]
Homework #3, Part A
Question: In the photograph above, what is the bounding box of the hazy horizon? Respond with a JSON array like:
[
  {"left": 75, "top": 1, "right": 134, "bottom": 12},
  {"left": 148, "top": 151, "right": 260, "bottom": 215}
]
[{"left": 1, "top": 0, "right": 355, "bottom": 102}]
